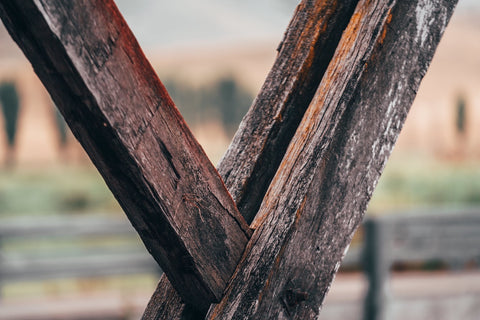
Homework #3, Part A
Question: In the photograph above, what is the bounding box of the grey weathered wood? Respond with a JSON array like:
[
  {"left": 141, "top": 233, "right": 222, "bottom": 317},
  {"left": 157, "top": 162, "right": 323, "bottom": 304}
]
[
  {"left": 142, "top": 0, "right": 359, "bottom": 318},
  {"left": 373, "top": 209, "right": 480, "bottom": 262},
  {"left": 207, "top": 0, "right": 458, "bottom": 318},
  {"left": 0, "top": 216, "right": 136, "bottom": 238},
  {"left": 1, "top": 251, "right": 160, "bottom": 282},
  {"left": 0, "top": 216, "right": 161, "bottom": 297},
  {"left": 363, "top": 208, "right": 480, "bottom": 320},
  {"left": 0, "top": 0, "right": 251, "bottom": 311}
]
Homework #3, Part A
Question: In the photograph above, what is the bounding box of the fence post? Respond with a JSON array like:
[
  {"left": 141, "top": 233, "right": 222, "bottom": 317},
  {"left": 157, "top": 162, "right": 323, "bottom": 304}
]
[{"left": 363, "top": 218, "right": 391, "bottom": 320}]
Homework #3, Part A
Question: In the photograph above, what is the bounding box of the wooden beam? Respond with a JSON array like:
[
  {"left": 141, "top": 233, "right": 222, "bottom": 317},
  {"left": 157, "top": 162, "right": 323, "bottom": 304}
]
[
  {"left": 141, "top": 0, "right": 359, "bottom": 318},
  {"left": 219, "top": 0, "right": 359, "bottom": 224},
  {"left": 0, "top": 0, "right": 251, "bottom": 311},
  {"left": 207, "top": 0, "right": 458, "bottom": 318}
]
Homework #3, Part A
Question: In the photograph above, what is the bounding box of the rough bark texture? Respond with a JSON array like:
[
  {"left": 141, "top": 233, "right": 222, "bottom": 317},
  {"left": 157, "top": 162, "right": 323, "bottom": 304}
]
[
  {"left": 207, "top": 0, "right": 457, "bottom": 319},
  {"left": 218, "top": 0, "right": 359, "bottom": 224},
  {"left": 141, "top": 0, "right": 359, "bottom": 318},
  {"left": 0, "top": 0, "right": 251, "bottom": 311}
]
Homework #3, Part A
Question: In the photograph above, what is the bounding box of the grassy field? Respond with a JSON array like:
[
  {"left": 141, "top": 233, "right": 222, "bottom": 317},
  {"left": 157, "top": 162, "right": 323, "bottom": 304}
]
[
  {"left": 368, "top": 153, "right": 480, "bottom": 214},
  {"left": 0, "top": 154, "right": 478, "bottom": 300},
  {"left": 0, "top": 164, "right": 121, "bottom": 217},
  {"left": 0, "top": 154, "right": 479, "bottom": 217}
]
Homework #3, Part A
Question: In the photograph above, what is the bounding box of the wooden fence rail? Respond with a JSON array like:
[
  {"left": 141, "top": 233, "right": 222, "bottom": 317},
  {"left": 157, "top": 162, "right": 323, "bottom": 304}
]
[
  {"left": 1, "top": 208, "right": 478, "bottom": 320},
  {"left": 363, "top": 208, "right": 480, "bottom": 320},
  {"left": 0, "top": 216, "right": 161, "bottom": 287}
]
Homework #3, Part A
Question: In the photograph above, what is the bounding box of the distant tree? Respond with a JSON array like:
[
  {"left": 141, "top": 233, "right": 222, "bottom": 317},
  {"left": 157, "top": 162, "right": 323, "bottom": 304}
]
[
  {"left": 0, "top": 81, "right": 20, "bottom": 165},
  {"left": 164, "top": 76, "right": 253, "bottom": 135},
  {"left": 455, "top": 94, "right": 466, "bottom": 136},
  {"left": 53, "top": 104, "right": 68, "bottom": 148},
  {"left": 0, "top": 82, "right": 20, "bottom": 147},
  {"left": 454, "top": 93, "right": 468, "bottom": 158},
  {"left": 163, "top": 79, "right": 203, "bottom": 126},
  {"left": 213, "top": 77, "right": 252, "bottom": 134}
]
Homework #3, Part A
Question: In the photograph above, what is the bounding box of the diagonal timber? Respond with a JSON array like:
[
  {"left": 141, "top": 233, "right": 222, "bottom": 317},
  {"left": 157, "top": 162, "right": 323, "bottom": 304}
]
[
  {"left": 0, "top": 0, "right": 250, "bottom": 312},
  {"left": 208, "top": 0, "right": 457, "bottom": 318}
]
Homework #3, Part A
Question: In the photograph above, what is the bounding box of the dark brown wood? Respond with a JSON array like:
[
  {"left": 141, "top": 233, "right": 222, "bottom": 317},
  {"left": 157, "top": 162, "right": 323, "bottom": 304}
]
[
  {"left": 141, "top": 0, "right": 359, "bottom": 318},
  {"left": 0, "top": 0, "right": 251, "bottom": 311},
  {"left": 218, "top": 0, "right": 359, "bottom": 224},
  {"left": 207, "top": 0, "right": 458, "bottom": 318},
  {"left": 142, "top": 276, "right": 204, "bottom": 320}
]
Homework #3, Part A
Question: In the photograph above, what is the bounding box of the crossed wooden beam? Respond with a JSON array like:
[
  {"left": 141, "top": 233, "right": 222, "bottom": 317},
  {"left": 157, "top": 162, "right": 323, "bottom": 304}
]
[{"left": 0, "top": 0, "right": 457, "bottom": 319}]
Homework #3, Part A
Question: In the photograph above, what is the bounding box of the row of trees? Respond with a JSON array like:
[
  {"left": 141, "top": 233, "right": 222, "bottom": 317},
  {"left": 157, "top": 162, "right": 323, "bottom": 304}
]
[
  {"left": 0, "top": 81, "right": 19, "bottom": 165},
  {"left": 0, "top": 78, "right": 471, "bottom": 166},
  {"left": 164, "top": 76, "right": 253, "bottom": 135},
  {"left": 0, "top": 77, "right": 253, "bottom": 165}
]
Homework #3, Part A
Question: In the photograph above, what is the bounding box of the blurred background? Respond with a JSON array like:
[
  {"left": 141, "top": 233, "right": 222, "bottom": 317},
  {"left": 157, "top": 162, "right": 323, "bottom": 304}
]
[{"left": 0, "top": 0, "right": 478, "bottom": 319}]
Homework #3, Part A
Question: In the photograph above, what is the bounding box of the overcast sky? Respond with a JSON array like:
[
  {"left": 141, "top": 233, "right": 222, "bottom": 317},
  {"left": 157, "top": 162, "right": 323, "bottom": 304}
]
[
  {"left": 115, "top": 0, "right": 479, "bottom": 50},
  {"left": 115, "top": 0, "right": 299, "bottom": 48}
]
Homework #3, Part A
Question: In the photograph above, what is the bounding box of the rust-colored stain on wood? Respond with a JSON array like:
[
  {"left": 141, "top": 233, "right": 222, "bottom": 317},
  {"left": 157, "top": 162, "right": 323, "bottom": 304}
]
[{"left": 379, "top": 8, "right": 393, "bottom": 45}]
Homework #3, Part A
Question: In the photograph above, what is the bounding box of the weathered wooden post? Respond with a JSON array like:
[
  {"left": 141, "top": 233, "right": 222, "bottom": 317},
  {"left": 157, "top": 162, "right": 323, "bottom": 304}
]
[
  {"left": 0, "top": 0, "right": 458, "bottom": 319},
  {"left": 363, "top": 219, "right": 392, "bottom": 320}
]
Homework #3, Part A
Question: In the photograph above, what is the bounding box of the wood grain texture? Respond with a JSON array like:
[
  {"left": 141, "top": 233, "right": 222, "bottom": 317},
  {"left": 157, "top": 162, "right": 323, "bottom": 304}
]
[
  {"left": 141, "top": 0, "right": 359, "bottom": 318},
  {"left": 218, "top": 0, "right": 359, "bottom": 224},
  {"left": 0, "top": 0, "right": 251, "bottom": 311},
  {"left": 207, "top": 0, "right": 457, "bottom": 318}
]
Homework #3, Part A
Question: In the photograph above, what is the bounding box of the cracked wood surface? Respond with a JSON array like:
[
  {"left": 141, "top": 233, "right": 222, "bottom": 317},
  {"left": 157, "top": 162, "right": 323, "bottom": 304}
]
[
  {"left": 0, "top": 0, "right": 251, "bottom": 311},
  {"left": 218, "top": 0, "right": 359, "bottom": 224},
  {"left": 141, "top": 0, "right": 359, "bottom": 318},
  {"left": 207, "top": 0, "right": 457, "bottom": 318}
]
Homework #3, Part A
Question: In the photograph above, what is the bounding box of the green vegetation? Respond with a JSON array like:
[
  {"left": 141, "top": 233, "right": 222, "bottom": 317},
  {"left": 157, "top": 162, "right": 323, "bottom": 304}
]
[
  {"left": 0, "top": 156, "right": 479, "bottom": 217},
  {"left": 0, "top": 165, "right": 121, "bottom": 217},
  {"left": 368, "top": 154, "right": 480, "bottom": 214}
]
